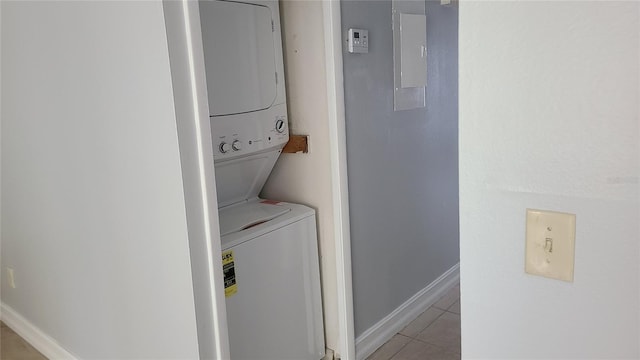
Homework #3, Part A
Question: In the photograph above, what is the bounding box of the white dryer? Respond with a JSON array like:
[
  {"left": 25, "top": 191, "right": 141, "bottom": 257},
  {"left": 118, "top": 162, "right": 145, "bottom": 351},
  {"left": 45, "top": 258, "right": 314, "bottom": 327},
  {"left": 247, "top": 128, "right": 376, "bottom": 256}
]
[
  {"left": 199, "top": 0, "right": 325, "bottom": 359},
  {"left": 199, "top": 0, "right": 289, "bottom": 208}
]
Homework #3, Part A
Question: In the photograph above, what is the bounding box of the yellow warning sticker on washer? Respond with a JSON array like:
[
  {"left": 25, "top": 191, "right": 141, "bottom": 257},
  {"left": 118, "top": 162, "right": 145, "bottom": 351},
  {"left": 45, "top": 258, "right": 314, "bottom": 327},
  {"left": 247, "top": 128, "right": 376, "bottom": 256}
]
[{"left": 222, "top": 250, "right": 237, "bottom": 297}]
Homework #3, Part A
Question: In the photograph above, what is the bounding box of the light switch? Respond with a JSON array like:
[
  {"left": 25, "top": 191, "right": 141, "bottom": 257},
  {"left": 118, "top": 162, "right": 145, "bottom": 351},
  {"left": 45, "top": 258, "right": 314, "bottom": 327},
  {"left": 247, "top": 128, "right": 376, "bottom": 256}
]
[{"left": 525, "top": 209, "right": 576, "bottom": 282}]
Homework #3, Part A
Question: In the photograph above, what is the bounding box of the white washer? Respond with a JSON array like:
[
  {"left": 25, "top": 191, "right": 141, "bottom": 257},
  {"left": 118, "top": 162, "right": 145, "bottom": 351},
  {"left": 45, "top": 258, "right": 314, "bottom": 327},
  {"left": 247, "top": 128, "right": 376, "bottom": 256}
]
[{"left": 219, "top": 200, "right": 325, "bottom": 360}]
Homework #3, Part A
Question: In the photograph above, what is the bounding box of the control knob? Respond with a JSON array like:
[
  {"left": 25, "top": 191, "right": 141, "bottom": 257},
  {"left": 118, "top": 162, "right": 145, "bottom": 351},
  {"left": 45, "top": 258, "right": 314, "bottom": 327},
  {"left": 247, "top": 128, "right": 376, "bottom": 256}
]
[
  {"left": 219, "top": 142, "right": 231, "bottom": 153},
  {"left": 232, "top": 140, "right": 242, "bottom": 151},
  {"left": 275, "top": 119, "right": 286, "bottom": 133}
]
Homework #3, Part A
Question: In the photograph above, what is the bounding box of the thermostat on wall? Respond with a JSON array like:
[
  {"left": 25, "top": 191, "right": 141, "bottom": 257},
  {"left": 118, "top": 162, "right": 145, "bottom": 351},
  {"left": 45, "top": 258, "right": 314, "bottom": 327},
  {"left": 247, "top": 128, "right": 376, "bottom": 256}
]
[{"left": 348, "top": 28, "right": 368, "bottom": 53}]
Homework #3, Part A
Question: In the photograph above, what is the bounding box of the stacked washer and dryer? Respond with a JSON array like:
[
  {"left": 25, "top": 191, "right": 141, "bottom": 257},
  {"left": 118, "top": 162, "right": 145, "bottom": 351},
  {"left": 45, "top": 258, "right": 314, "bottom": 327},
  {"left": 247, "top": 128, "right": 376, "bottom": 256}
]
[{"left": 199, "top": 1, "right": 325, "bottom": 359}]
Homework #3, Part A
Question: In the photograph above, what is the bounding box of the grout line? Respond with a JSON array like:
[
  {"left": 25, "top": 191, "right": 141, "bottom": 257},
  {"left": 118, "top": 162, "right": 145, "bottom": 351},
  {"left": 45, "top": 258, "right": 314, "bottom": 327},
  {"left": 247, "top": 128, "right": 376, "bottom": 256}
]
[
  {"left": 405, "top": 310, "right": 461, "bottom": 354},
  {"left": 398, "top": 306, "right": 447, "bottom": 340},
  {"left": 397, "top": 306, "right": 448, "bottom": 340},
  {"left": 383, "top": 334, "right": 412, "bottom": 360},
  {"left": 445, "top": 302, "right": 461, "bottom": 315},
  {"left": 385, "top": 283, "right": 461, "bottom": 359},
  {"left": 412, "top": 337, "right": 461, "bottom": 355}
]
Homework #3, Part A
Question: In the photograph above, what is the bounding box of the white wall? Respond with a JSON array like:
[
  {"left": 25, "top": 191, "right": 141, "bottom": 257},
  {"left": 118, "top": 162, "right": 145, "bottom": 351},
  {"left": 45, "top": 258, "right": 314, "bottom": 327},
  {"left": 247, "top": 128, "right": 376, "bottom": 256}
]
[
  {"left": 459, "top": 1, "right": 639, "bottom": 358},
  {"left": 261, "top": 0, "right": 341, "bottom": 351},
  {"left": 1, "top": 2, "right": 200, "bottom": 358}
]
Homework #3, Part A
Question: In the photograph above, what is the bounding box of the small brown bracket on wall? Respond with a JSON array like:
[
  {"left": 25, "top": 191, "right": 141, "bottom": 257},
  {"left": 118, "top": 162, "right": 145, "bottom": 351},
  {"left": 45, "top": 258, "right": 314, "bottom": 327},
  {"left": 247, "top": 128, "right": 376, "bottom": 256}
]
[{"left": 282, "top": 134, "right": 309, "bottom": 154}]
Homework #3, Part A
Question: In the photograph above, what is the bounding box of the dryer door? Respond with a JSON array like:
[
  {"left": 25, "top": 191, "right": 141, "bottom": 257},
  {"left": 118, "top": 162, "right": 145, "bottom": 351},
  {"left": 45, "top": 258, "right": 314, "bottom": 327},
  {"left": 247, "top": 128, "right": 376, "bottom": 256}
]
[{"left": 200, "top": 0, "right": 277, "bottom": 116}]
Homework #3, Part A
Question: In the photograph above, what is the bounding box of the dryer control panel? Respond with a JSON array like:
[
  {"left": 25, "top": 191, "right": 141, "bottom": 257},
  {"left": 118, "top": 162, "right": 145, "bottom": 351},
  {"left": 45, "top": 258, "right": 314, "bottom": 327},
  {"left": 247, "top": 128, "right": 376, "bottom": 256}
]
[{"left": 211, "top": 103, "right": 289, "bottom": 162}]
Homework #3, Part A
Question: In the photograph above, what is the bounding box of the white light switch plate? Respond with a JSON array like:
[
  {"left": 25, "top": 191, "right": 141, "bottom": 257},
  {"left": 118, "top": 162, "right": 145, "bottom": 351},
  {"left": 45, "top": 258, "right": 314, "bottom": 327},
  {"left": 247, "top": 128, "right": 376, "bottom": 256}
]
[{"left": 525, "top": 209, "right": 576, "bottom": 282}]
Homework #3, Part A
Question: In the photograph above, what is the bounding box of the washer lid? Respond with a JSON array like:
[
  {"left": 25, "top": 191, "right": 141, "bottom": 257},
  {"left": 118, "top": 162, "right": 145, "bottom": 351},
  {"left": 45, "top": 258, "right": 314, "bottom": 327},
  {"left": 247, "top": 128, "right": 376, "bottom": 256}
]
[{"left": 218, "top": 200, "right": 291, "bottom": 237}]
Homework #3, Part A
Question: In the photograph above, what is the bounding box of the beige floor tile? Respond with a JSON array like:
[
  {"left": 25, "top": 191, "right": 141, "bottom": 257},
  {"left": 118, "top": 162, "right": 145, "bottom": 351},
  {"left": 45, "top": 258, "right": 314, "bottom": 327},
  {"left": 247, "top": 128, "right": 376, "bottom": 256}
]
[
  {"left": 391, "top": 339, "right": 459, "bottom": 360},
  {"left": 366, "top": 334, "right": 412, "bottom": 360},
  {"left": 399, "top": 307, "right": 444, "bottom": 338},
  {"left": 1, "top": 322, "right": 47, "bottom": 360},
  {"left": 415, "top": 312, "right": 461, "bottom": 354},
  {"left": 433, "top": 285, "right": 460, "bottom": 310},
  {"left": 447, "top": 299, "right": 460, "bottom": 314}
]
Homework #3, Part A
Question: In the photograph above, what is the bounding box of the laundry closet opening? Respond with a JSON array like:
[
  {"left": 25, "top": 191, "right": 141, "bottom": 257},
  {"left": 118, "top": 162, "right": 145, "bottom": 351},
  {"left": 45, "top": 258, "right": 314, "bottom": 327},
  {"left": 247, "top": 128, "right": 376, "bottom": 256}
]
[{"left": 198, "top": 1, "right": 326, "bottom": 359}]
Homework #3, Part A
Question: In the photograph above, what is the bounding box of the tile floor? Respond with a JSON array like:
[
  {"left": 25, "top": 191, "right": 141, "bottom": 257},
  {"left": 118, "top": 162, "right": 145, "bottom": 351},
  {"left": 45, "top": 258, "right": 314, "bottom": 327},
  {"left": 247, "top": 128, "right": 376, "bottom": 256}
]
[
  {"left": 366, "top": 284, "right": 461, "bottom": 360},
  {"left": 0, "top": 285, "right": 459, "bottom": 360},
  {"left": 1, "top": 321, "right": 47, "bottom": 360}
]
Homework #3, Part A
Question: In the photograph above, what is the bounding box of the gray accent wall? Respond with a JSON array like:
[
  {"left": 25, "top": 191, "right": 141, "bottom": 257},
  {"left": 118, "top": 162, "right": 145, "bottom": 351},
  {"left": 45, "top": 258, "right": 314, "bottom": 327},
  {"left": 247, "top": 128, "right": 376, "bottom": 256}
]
[{"left": 341, "top": 0, "right": 459, "bottom": 337}]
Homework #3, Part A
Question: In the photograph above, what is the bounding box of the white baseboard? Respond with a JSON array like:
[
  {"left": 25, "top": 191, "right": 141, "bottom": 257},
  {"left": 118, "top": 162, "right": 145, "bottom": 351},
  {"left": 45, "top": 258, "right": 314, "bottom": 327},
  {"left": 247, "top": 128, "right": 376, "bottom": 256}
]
[
  {"left": 1, "top": 302, "right": 77, "bottom": 360},
  {"left": 355, "top": 263, "right": 460, "bottom": 360}
]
